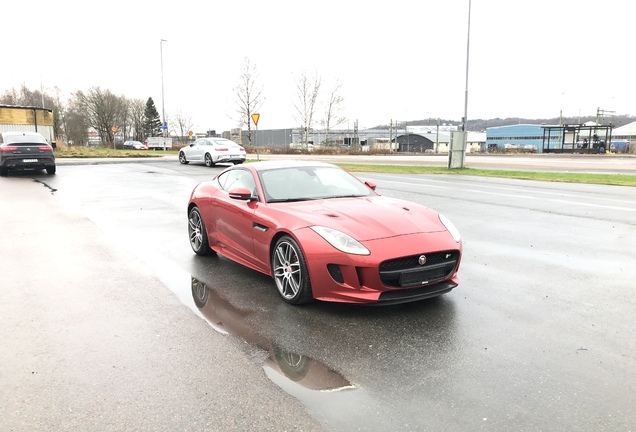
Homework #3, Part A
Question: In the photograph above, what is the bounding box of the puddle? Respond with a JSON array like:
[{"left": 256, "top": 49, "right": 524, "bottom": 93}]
[
  {"left": 89, "top": 221, "right": 356, "bottom": 395},
  {"left": 191, "top": 276, "right": 356, "bottom": 393}
]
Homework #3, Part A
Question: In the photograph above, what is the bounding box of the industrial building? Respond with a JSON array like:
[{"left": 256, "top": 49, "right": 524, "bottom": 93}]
[
  {"left": 229, "top": 124, "right": 486, "bottom": 153},
  {"left": 485, "top": 121, "right": 634, "bottom": 153}
]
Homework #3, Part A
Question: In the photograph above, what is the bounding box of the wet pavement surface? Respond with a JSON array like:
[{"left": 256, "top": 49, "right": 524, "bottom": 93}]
[{"left": 2, "top": 157, "right": 635, "bottom": 431}]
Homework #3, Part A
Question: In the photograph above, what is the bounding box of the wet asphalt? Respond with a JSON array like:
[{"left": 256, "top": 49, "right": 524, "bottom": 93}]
[{"left": 1, "top": 155, "right": 635, "bottom": 431}]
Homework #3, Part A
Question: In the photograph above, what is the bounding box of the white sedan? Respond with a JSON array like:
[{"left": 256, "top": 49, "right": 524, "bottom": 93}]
[{"left": 178, "top": 138, "right": 246, "bottom": 167}]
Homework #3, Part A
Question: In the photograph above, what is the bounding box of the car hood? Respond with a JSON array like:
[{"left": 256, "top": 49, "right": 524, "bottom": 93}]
[{"left": 277, "top": 196, "right": 446, "bottom": 241}]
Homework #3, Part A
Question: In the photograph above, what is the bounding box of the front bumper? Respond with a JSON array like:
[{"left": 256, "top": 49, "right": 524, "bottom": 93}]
[{"left": 295, "top": 229, "right": 462, "bottom": 304}]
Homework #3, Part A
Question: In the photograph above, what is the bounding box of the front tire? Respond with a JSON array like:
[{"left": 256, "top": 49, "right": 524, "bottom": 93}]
[
  {"left": 0, "top": 167, "right": 8, "bottom": 176},
  {"left": 179, "top": 152, "right": 189, "bottom": 164},
  {"left": 188, "top": 207, "right": 215, "bottom": 256},
  {"left": 204, "top": 153, "right": 215, "bottom": 167},
  {"left": 272, "top": 235, "right": 313, "bottom": 305}
]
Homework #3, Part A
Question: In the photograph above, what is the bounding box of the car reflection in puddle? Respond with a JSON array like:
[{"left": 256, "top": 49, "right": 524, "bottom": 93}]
[{"left": 191, "top": 277, "right": 355, "bottom": 393}]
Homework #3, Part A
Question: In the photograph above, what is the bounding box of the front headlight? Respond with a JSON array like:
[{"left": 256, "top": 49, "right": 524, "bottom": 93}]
[
  {"left": 439, "top": 214, "right": 461, "bottom": 243},
  {"left": 310, "top": 226, "right": 370, "bottom": 255}
]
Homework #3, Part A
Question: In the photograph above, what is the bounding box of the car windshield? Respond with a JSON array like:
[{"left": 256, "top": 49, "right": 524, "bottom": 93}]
[{"left": 259, "top": 166, "right": 374, "bottom": 203}]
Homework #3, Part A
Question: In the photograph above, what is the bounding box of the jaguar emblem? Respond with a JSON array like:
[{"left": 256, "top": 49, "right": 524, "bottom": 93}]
[{"left": 418, "top": 255, "right": 427, "bottom": 265}]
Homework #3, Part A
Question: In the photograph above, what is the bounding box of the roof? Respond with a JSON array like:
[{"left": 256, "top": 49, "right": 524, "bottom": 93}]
[
  {"left": 0, "top": 104, "right": 53, "bottom": 112},
  {"left": 613, "top": 120, "right": 636, "bottom": 135}
]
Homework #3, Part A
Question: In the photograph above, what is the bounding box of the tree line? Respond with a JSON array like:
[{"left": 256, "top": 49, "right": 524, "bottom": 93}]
[
  {"left": 1, "top": 58, "right": 348, "bottom": 147},
  {"left": 0, "top": 84, "right": 175, "bottom": 146}
]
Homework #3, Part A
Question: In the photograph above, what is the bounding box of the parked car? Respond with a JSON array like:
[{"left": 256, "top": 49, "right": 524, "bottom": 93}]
[
  {"left": 0, "top": 131, "right": 56, "bottom": 176},
  {"left": 123, "top": 140, "right": 147, "bottom": 150},
  {"left": 187, "top": 160, "right": 462, "bottom": 305},
  {"left": 179, "top": 138, "right": 246, "bottom": 167}
]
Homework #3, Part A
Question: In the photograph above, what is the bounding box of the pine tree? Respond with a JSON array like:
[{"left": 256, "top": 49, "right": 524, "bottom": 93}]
[{"left": 143, "top": 97, "right": 162, "bottom": 137}]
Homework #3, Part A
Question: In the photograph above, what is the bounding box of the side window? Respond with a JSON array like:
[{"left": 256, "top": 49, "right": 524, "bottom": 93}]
[{"left": 217, "top": 169, "right": 257, "bottom": 195}]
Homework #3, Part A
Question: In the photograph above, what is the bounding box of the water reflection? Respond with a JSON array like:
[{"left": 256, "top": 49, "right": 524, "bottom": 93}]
[{"left": 191, "top": 277, "right": 355, "bottom": 392}]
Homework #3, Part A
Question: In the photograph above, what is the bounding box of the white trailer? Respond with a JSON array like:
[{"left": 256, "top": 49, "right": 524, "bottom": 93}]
[{"left": 145, "top": 136, "right": 173, "bottom": 150}]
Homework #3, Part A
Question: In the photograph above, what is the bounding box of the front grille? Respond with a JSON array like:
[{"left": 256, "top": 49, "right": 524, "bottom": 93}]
[{"left": 379, "top": 250, "right": 459, "bottom": 288}]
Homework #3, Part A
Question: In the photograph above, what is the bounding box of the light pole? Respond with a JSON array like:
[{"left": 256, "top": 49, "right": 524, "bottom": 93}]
[
  {"left": 160, "top": 39, "right": 167, "bottom": 150},
  {"left": 463, "top": 0, "right": 471, "bottom": 135},
  {"left": 450, "top": 0, "right": 471, "bottom": 168}
]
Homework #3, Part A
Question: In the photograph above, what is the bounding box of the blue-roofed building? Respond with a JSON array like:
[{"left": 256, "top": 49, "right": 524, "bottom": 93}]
[{"left": 486, "top": 124, "right": 552, "bottom": 152}]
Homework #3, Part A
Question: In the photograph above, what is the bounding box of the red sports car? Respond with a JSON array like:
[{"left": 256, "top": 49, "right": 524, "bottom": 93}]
[{"left": 187, "top": 160, "right": 462, "bottom": 305}]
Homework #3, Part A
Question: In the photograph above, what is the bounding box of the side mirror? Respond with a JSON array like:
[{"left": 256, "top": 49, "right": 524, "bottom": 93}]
[
  {"left": 228, "top": 186, "right": 255, "bottom": 201},
  {"left": 189, "top": 143, "right": 194, "bottom": 147},
  {"left": 365, "top": 180, "right": 377, "bottom": 191}
]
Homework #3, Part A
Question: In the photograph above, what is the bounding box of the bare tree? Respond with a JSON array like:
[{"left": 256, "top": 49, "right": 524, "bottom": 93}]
[
  {"left": 117, "top": 96, "right": 131, "bottom": 141},
  {"left": 170, "top": 110, "right": 194, "bottom": 144},
  {"left": 1, "top": 84, "right": 63, "bottom": 139},
  {"left": 75, "top": 87, "right": 123, "bottom": 146},
  {"left": 293, "top": 70, "right": 321, "bottom": 147},
  {"left": 321, "top": 80, "right": 346, "bottom": 146},
  {"left": 233, "top": 58, "right": 264, "bottom": 145},
  {"left": 129, "top": 99, "right": 146, "bottom": 141},
  {"left": 51, "top": 86, "right": 69, "bottom": 143},
  {"left": 64, "top": 96, "right": 89, "bottom": 146},
  {"left": 0, "top": 83, "right": 44, "bottom": 106}
]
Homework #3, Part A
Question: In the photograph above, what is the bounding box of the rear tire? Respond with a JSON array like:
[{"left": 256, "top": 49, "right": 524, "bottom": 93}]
[
  {"left": 204, "top": 153, "right": 215, "bottom": 167},
  {"left": 46, "top": 165, "right": 56, "bottom": 175},
  {"left": 188, "top": 207, "right": 215, "bottom": 256}
]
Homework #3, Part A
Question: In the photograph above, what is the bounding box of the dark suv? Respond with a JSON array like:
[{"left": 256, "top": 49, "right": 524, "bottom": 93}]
[{"left": 0, "top": 131, "right": 56, "bottom": 176}]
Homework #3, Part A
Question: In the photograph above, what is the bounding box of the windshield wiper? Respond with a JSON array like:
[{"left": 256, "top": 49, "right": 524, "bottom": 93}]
[
  {"left": 267, "top": 197, "right": 316, "bottom": 203},
  {"left": 323, "top": 194, "right": 366, "bottom": 199}
]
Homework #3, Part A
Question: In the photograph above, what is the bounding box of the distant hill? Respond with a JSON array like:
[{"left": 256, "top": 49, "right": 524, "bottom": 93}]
[{"left": 376, "top": 115, "right": 636, "bottom": 132}]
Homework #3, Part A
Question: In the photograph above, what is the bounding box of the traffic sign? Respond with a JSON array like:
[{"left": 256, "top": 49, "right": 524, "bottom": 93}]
[
  {"left": 111, "top": 126, "right": 117, "bottom": 133},
  {"left": 251, "top": 113, "right": 260, "bottom": 126}
]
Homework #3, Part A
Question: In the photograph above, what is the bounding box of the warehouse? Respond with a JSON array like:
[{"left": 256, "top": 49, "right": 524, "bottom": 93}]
[{"left": 485, "top": 124, "right": 546, "bottom": 152}]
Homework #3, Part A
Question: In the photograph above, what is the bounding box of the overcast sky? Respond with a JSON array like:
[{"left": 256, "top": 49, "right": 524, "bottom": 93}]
[{"left": 2, "top": 0, "right": 634, "bottom": 133}]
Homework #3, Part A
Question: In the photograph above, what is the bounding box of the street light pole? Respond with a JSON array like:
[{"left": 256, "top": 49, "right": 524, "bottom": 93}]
[
  {"left": 160, "top": 39, "right": 167, "bottom": 151},
  {"left": 463, "top": 0, "right": 471, "bottom": 136}
]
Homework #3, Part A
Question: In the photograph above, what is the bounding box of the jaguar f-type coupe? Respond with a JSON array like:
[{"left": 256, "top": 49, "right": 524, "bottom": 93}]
[{"left": 187, "top": 160, "right": 462, "bottom": 305}]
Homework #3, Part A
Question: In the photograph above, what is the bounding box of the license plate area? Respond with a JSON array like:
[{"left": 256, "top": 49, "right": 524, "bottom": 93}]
[
  {"left": 23, "top": 159, "right": 38, "bottom": 163},
  {"left": 398, "top": 267, "right": 447, "bottom": 287}
]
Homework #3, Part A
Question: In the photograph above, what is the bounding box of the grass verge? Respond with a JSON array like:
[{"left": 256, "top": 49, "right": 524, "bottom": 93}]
[
  {"left": 55, "top": 147, "right": 175, "bottom": 158},
  {"left": 53, "top": 148, "right": 636, "bottom": 187},
  {"left": 335, "top": 164, "right": 636, "bottom": 187}
]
